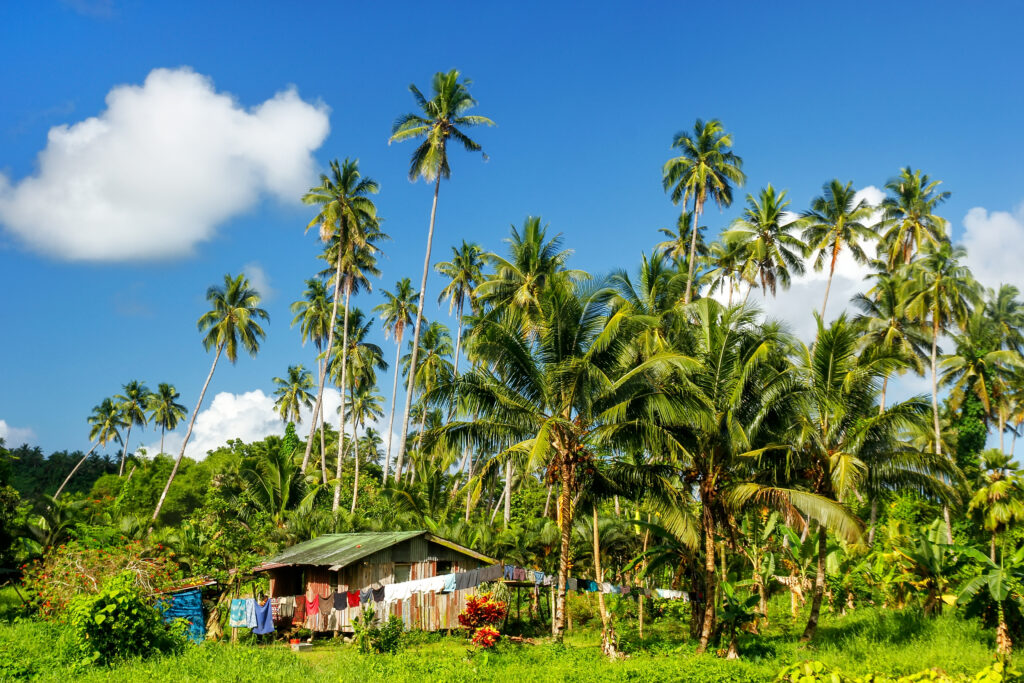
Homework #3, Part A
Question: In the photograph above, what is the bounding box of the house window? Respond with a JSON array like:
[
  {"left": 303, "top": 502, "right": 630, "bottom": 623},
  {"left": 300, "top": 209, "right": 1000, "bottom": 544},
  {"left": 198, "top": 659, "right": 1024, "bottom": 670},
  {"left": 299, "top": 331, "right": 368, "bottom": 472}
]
[
  {"left": 393, "top": 563, "right": 411, "bottom": 583},
  {"left": 436, "top": 561, "right": 453, "bottom": 575}
]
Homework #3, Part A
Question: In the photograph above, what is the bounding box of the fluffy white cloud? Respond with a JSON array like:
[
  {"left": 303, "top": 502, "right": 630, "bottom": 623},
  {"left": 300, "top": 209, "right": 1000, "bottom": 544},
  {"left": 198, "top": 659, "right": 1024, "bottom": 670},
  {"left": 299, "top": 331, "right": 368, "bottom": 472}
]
[
  {"left": 0, "top": 68, "right": 329, "bottom": 261},
  {"left": 962, "top": 204, "right": 1024, "bottom": 292},
  {"left": 712, "top": 186, "right": 883, "bottom": 341},
  {"left": 242, "top": 262, "right": 274, "bottom": 300},
  {"left": 143, "top": 388, "right": 355, "bottom": 460},
  {"left": 0, "top": 419, "right": 35, "bottom": 445}
]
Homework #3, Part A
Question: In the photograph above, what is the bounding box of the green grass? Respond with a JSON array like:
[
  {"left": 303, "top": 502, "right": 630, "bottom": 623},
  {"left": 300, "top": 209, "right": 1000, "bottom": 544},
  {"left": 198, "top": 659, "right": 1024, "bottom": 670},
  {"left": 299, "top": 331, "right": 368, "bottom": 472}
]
[{"left": 0, "top": 599, "right": 1001, "bottom": 682}]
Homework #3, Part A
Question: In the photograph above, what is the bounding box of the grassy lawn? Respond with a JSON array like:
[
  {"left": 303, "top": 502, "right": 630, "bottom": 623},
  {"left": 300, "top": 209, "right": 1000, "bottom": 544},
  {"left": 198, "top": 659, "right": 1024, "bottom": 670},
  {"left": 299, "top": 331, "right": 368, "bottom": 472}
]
[{"left": 0, "top": 595, "right": 1000, "bottom": 682}]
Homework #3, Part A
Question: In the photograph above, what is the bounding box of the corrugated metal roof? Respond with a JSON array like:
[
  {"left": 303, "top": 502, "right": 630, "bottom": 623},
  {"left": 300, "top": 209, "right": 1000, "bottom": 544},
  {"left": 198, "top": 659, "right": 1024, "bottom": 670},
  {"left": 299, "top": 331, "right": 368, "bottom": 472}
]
[{"left": 256, "top": 531, "right": 425, "bottom": 570}]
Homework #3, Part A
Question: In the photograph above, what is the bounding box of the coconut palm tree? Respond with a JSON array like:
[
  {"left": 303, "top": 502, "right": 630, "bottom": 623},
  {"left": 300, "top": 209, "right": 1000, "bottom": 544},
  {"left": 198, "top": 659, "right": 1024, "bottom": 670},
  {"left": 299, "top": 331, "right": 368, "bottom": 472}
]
[
  {"left": 374, "top": 278, "right": 418, "bottom": 482},
  {"left": 114, "top": 381, "right": 150, "bottom": 476},
  {"left": 724, "top": 185, "right": 807, "bottom": 298},
  {"left": 146, "top": 383, "right": 186, "bottom": 456},
  {"left": 704, "top": 234, "right": 751, "bottom": 306},
  {"left": 985, "top": 284, "right": 1024, "bottom": 355},
  {"left": 346, "top": 383, "right": 385, "bottom": 513},
  {"left": 969, "top": 452, "right": 1024, "bottom": 561},
  {"left": 801, "top": 179, "right": 877, "bottom": 317},
  {"left": 272, "top": 365, "right": 315, "bottom": 424},
  {"left": 903, "top": 242, "right": 980, "bottom": 541},
  {"left": 401, "top": 321, "right": 454, "bottom": 472},
  {"left": 878, "top": 167, "right": 950, "bottom": 268},
  {"left": 299, "top": 158, "right": 380, "bottom": 473},
  {"left": 54, "top": 398, "right": 127, "bottom": 500},
  {"left": 662, "top": 118, "right": 745, "bottom": 304},
  {"left": 389, "top": 69, "right": 494, "bottom": 483},
  {"left": 435, "top": 240, "right": 485, "bottom": 380},
  {"left": 291, "top": 277, "right": 333, "bottom": 482},
  {"left": 656, "top": 210, "right": 708, "bottom": 268},
  {"left": 150, "top": 273, "right": 268, "bottom": 525}
]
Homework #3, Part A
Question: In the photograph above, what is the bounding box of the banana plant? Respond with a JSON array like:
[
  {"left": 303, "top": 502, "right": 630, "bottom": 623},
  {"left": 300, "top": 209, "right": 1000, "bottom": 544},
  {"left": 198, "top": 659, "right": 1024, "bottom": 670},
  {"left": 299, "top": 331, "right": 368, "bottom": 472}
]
[
  {"left": 719, "top": 580, "right": 762, "bottom": 660},
  {"left": 959, "top": 543, "right": 1024, "bottom": 658}
]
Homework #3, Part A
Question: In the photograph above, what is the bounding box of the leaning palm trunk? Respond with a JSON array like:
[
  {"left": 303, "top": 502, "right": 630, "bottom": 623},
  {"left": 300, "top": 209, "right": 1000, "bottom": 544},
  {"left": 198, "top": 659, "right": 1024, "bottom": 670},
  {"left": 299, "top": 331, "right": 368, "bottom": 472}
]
[
  {"left": 302, "top": 250, "right": 344, "bottom": 471},
  {"left": 592, "top": 504, "right": 619, "bottom": 657},
  {"left": 350, "top": 394, "right": 360, "bottom": 514},
  {"left": 333, "top": 281, "right": 353, "bottom": 512},
  {"left": 930, "top": 313, "right": 953, "bottom": 544},
  {"left": 553, "top": 463, "right": 573, "bottom": 641},
  {"left": 318, "top": 356, "right": 328, "bottom": 484},
  {"left": 801, "top": 527, "right": 828, "bottom": 641},
  {"left": 683, "top": 196, "right": 701, "bottom": 304},
  {"left": 820, "top": 239, "right": 841, "bottom": 318},
  {"left": 54, "top": 442, "right": 99, "bottom": 500},
  {"left": 396, "top": 175, "right": 442, "bottom": 481},
  {"left": 383, "top": 328, "right": 404, "bottom": 482},
  {"left": 119, "top": 424, "right": 132, "bottom": 476},
  {"left": 152, "top": 343, "right": 223, "bottom": 525}
]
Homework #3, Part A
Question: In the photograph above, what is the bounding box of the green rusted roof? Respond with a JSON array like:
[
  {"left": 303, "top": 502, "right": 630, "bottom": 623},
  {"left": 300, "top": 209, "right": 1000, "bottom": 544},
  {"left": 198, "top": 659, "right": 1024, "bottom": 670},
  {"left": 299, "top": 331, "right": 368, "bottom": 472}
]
[{"left": 257, "top": 531, "right": 425, "bottom": 570}]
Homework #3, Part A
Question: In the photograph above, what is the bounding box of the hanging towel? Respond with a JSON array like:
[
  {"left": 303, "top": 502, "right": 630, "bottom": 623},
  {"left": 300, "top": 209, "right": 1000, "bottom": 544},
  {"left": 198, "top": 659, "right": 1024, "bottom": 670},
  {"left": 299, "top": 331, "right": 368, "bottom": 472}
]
[
  {"left": 533, "top": 571, "right": 544, "bottom": 585},
  {"left": 371, "top": 583, "right": 385, "bottom": 603},
  {"left": 244, "top": 598, "right": 258, "bottom": 628},
  {"left": 542, "top": 574, "right": 553, "bottom": 587},
  {"left": 229, "top": 599, "right": 247, "bottom": 628},
  {"left": 503, "top": 564, "right": 514, "bottom": 580},
  {"left": 479, "top": 564, "right": 503, "bottom": 583},
  {"left": 442, "top": 574, "right": 457, "bottom": 593},
  {"left": 253, "top": 599, "right": 275, "bottom": 635},
  {"left": 360, "top": 588, "right": 372, "bottom": 605}
]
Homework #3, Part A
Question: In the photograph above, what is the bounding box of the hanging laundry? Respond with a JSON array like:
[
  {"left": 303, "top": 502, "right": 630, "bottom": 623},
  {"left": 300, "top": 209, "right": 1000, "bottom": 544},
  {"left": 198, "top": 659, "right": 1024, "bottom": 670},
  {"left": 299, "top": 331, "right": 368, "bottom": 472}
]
[
  {"left": 253, "top": 599, "right": 275, "bottom": 635},
  {"left": 533, "top": 571, "right": 544, "bottom": 585},
  {"left": 304, "top": 593, "right": 320, "bottom": 630},
  {"left": 503, "top": 564, "right": 514, "bottom": 580},
  {"left": 442, "top": 573, "right": 457, "bottom": 593},
  {"left": 276, "top": 596, "right": 295, "bottom": 619},
  {"left": 158, "top": 589, "right": 205, "bottom": 643},
  {"left": 347, "top": 590, "right": 360, "bottom": 608},
  {"left": 244, "top": 598, "right": 257, "bottom": 628},
  {"left": 229, "top": 599, "right": 247, "bottom": 628},
  {"left": 360, "top": 588, "right": 372, "bottom": 605},
  {"left": 567, "top": 578, "right": 577, "bottom": 591},
  {"left": 479, "top": 564, "right": 503, "bottom": 583},
  {"left": 317, "top": 593, "right": 334, "bottom": 630}
]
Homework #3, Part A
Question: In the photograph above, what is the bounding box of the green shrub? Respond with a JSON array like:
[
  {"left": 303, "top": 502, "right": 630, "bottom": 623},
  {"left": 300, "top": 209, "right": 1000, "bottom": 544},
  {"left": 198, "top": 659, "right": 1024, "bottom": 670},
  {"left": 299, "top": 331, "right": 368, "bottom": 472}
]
[
  {"left": 776, "top": 660, "right": 1022, "bottom": 683},
  {"left": 353, "top": 605, "right": 404, "bottom": 655},
  {"left": 65, "top": 571, "right": 188, "bottom": 665},
  {"left": 0, "top": 641, "right": 33, "bottom": 680}
]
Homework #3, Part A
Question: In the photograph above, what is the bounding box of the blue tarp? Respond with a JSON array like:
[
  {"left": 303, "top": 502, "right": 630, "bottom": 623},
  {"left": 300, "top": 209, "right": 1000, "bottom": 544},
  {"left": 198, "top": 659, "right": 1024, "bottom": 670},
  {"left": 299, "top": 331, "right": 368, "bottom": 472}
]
[{"left": 158, "top": 588, "right": 205, "bottom": 643}]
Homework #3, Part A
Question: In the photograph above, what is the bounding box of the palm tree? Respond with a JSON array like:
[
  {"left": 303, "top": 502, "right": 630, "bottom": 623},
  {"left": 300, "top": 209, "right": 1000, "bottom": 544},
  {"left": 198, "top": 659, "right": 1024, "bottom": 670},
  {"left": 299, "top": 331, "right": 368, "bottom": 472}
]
[
  {"left": 239, "top": 442, "right": 315, "bottom": 527},
  {"left": 724, "top": 185, "right": 807, "bottom": 298},
  {"left": 346, "top": 383, "right": 385, "bottom": 513},
  {"left": 114, "top": 380, "right": 150, "bottom": 476},
  {"left": 401, "top": 320, "right": 454, "bottom": 469},
  {"left": 986, "top": 284, "right": 1024, "bottom": 354},
  {"left": 903, "top": 242, "right": 980, "bottom": 541},
  {"left": 389, "top": 69, "right": 494, "bottom": 483},
  {"left": 54, "top": 398, "right": 127, "bottom": 500},
  {"left": 374, "top": 278, "right": 418, "bottom": 482},
  {"left": 435, "top": 240, "right": 485, "bottom": 380},
  {"left": 879, "top": 167, "right": 950, "bottom": 268},
  {"left": 273, "top": 365, "right": 315, "bottom": 424},
  {"left": 969, "top": 452, "right": 1024, "bottom": 561},
  {"left": 704, "top": 234, "right": 751, "bottom": 306},
  {"left": 146, "top": 383, "right": 186, "bottom": 456},
  {"left": 291, "top": 277, "right": 333, "bottom": 482},
  {"left": 299, "top": 158, "right": 380, "bottom": 473},
  {"left": 662, "top": 118, "right": 745, "bottom": 304},
  {"left": 150, "top": 273, "right": 268, "bottom": 525},
  {"left": 801, "top": 179, "right": 876, "bottom": 317},
  {"left": 656, "top": 210, "right": 708, "bottom": 267}
]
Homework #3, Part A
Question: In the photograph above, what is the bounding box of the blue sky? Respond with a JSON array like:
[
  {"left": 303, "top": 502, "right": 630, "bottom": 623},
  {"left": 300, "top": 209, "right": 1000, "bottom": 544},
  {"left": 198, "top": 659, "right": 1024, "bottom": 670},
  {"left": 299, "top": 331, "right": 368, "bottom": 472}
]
[{"left": 2, "top": 1, "right": 1023, "bottom": 456}]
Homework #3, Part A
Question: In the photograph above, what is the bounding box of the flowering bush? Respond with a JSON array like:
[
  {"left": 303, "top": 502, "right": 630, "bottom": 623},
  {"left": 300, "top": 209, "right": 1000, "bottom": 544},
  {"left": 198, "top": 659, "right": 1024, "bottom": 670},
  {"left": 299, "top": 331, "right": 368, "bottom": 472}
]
[
  {"left": 471, "top": 625, "right": 500, "bottom": 648},
  {"left": 458, "top": 593, "right": 507, "bottom": 631},
  {"left": 22, "top": 540, "right": 179, "bottom": 618}
]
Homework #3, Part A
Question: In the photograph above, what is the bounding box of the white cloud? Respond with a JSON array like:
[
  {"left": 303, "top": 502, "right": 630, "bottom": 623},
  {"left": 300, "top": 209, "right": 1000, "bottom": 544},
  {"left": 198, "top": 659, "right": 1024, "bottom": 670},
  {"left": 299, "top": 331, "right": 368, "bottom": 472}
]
[
  {"left": 242, "top": 262, "right": 274, "bottom": 300},
  {"left": 0, "top": 67, "right": 329, "bottom": 261},
  {"left": 962, "top": 204, "right": 1024, "bottom": 292},
  {"left": 144, "top": 388, "right": 343, "bottom": 460},
  {"left": 0, "top": 419, "right": 35, "bottom": 445},
  {"left": 712, "top": 186, "right": 883, "bottom": 341}
]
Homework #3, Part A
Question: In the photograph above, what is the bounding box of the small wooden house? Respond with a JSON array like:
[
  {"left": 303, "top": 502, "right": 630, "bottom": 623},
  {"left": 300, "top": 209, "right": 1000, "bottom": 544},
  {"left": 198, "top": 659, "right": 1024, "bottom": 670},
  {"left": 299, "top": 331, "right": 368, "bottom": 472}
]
[{"left": 254, "top": 530, "right": 495, "bottom": 632}]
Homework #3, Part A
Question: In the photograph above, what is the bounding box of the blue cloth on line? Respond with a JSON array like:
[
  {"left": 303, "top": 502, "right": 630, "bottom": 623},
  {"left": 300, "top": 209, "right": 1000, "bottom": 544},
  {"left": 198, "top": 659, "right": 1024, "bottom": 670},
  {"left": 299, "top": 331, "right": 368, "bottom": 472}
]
[
  {"left": 533, "top": 571, "right": 543, "bottom": 585},
  {"left": 244, "top": 598, "right": 257, "bottom": 628},
  {"left": 228, "top": 598, "right": 246, "bottom": 628},
  {"left": 158, "top": 588, "right": 206, "bottom": 643},
  {"left": 253, "top": 599, "right": 275, "bottom": 635},
  {"left": 503, "top": 564, "right": 514, "bottom": 580},
  {"left": 443, "top": 574, "right": 457, "bottom": 593}
]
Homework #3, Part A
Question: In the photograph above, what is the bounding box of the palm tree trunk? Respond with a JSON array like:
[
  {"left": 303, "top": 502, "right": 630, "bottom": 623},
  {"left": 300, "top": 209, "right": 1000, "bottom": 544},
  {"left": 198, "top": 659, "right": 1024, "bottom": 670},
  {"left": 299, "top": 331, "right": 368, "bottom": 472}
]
[
  {"left": 553, "top": 460, "right": 572, "bottom": 642},
  {"left": 503, "top": 462, "right": 513, "bottom": 526},
  {"left": 302, "top": 249, "right": 344, "bottom": 471},
  {"left": 696, "top": 506, "right": 717, "bottom": 654},
  {"left": 350, "top": 395, "right": 360, "bottom": 515},
  {"left": 152, "top": 343, "right": 223, "bottom": 525},
  {"left": 592, "top": 504, "right": 618, "bottom": 656},
  {"left": 801, "top": 527, "right": 828, "bottom": 641},
  {"left": 542, "top": 484, "right": 552, "bottom": 518},
  {"left": 383, "top": 329, "right": 404, "bottom": 482},
  {"left": 930, "top": 313, "right": 953, "bottom": 544},
  {"left": 119, "top": 423, "right": 132, "bottom": 476},
  {"left": 992, "top": 533, "right": 997, "bottom": 563},
  {"left": 54, "top": 442, "right": 99, "bottom": 500},
  {"left": 464, "top": 447, "right": 475, "bottom": 521},
  {"left": 160, "top": 426, "right": 165, "bottom": 456},
  {"left": 333, "top": 280, "right": 353, "bottom": 512},
  {"left": 820, "top": 240, "right": 841, "bottom": 318},
  {"left": 683, "top": 197, "right": 701, "bottom": 304},
  {"left": 880, "top": 374, "right": 889, "bottom": 413},
  {"left": 318, "top": 355, "right": 328, "bottom": 485},
  {"left": 868, "top": 499, "right": 878, "bottom": 546},
  {"left": 396, "top": 174, "right": 442, "bottom": 481}
]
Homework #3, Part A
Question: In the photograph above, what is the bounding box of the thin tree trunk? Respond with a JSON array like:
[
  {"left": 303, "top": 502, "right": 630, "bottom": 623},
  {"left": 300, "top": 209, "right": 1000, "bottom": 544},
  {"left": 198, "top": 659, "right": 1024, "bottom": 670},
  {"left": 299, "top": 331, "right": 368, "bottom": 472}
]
[
  {"left": 504, "top": 461, "right": 513, "bottom": 526},
  {"left": 930, "top": 313, "right": 953, "bottom": 544},
  {"left": 992, "top": 533, "right": 997, "bottom": 563},
  {"left": 553, "top": 460, "right": 572, "bottom": 642},
  {"left": 333, "top": 280, "right": 353, "bottom": 512},
  {"left": 868, "top": 499, "right": 878, "bottom": 546},
  {"left": 697, "top": 510, "right": 717, "bottom": 653},
  {"left": 160, "top": 426, "right": 165, "bottom": 456},
  {"left": 801, "top": 527, "right": 828, "bottom": 641},
  {"left": 383, "top": 329, "right": 404, "bottom": 482},
  {"left": 395, "top": 174, "right": 442, "bottom": 481},
  {"left": 350, "top": 389, "right": 360, "bottom": 515},
  {"left": 880, "top": 374, "right": 889, "bottom": 413},
  {"left": 820, "top": 241, "right": 840, "bottom": 318},
  {"left": 464, "top": 447, "right": 475, "bottom": 521},
  {"left": 683, "top": 197, "right": 701, "bottom": 305},
  {"left": 593, "top": 504, "right": 618, "bottom": 656},
  {"left": 318, "top": 355, "right": 328, "bottom": 485},
  {"left": 489, "top": 482, "right": 505, "bottom": 525},
  {"left": 152, "top": 344, "right": 223, "bottom": 525},
  {"left": 119, "top": 423, "right": 132, "bottom": 476},
  {"left": 302, "top": 249, "right": 344, "bottom": 471},
  {"left": 54, "top": 442, "right": 99, "bottom": 500},
  {"left": 542, "top": 484, "right": 552, "bottom": 518}
]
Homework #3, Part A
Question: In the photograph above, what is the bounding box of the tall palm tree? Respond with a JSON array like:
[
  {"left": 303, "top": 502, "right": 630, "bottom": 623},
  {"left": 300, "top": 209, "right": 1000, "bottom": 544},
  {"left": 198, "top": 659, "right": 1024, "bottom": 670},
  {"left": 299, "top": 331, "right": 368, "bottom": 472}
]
[
  {"left": 903, "top": 242, "right": 980, "bottom": 540},
  {"left": 704, "top": 234, "right": 751, "bottom": 306},
  {"left": 291, "top": 277, "right": 333, "bottom": 482},
  {"left": 401, "top": 320, "right": 454, "bottom": 469},
  {"left": 801, "top": 179, "right": 876, "bottom": 317},
  {"left": 299, "top": 158, "right": 380, "bottom": 473},
  {"left": 389, "top": 69, "right": 494, "bottom": 483},
  {"left": 879, "top": 167, "right": 950, "bottom": 268},
  {"left": 969, "top": 452, "right": 1024, "bottom": 561},
  {"left": 114, "top": 380, "right": 150, "bottom": 476},
  {"left": 374, "top": 278, "right": 418, "bottom": 482},
  {"left": 662, "top": 118, "right": 745, "bottom": 304},
  {"left": 54, "top": 398, "right": 127, "bottom": 500},
  {"left": 985, "top": 284, "right": 1024, "bottom": 354},
  {"left": 435, "top": 240, "right": 485, "bottom": 380},
  {"left": 146, "top": 383, "right": 186, "bottom": 456},
  {"left": 346, "top": 383, "right": 385, "bottom": 513},
  {"left": 150, "top": 273, "right": 268, "bottom": 525},
  {"left": 724, "top": 185, "right": 807, "bottom": 298},
  {"left": 656, "top": 210, "right": 708, "bottom": 268},
  {"left": 273, "top": 365, "right": 315, "bottom": 424}
]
